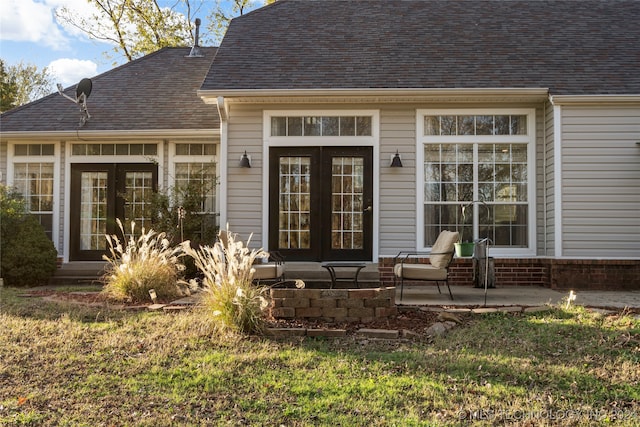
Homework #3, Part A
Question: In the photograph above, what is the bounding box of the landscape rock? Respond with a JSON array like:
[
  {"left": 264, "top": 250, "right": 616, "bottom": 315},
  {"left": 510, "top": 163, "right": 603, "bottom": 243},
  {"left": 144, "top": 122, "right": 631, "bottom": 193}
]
[{"left": 426, "top": 322, "right": 448, "bottom": 337}]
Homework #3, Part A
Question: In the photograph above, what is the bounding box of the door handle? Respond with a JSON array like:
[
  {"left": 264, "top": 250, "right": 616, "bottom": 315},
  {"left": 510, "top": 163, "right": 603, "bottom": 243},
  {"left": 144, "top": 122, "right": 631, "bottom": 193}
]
[{"left": 363, "top": 206, "right": 372, "bottom": 213}]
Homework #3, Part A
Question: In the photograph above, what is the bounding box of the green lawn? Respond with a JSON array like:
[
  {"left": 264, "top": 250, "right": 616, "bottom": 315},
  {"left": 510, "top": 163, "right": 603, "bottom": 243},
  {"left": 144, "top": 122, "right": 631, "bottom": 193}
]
[{"left": 1, "top": 287, "right": 638, "bottom": 426}]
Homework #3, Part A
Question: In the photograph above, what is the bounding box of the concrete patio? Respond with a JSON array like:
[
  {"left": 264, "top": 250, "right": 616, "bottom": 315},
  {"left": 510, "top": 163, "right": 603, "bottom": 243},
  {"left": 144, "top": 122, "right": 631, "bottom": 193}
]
[{"left": 397, "top": 285, "right": 640, "bottom": 309}]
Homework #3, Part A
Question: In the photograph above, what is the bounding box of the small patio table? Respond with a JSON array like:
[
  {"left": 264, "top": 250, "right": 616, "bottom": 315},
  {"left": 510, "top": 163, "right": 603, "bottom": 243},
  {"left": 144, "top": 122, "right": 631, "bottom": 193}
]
[{"left": 321, "top": 262, "right": 366, "bottom": 289}]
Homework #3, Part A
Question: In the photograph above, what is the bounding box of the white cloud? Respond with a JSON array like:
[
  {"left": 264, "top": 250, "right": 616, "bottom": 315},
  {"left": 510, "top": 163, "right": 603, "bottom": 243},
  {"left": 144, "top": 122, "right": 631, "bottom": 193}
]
[
  {"left": 0, "top": 0, "right": 68, "bottom": 49},
  {"left": 48, "top": 58, "right": 98, "bottom": 87},
  {"left": 0, "top": 0, "right": 109, "bottom": 49}
]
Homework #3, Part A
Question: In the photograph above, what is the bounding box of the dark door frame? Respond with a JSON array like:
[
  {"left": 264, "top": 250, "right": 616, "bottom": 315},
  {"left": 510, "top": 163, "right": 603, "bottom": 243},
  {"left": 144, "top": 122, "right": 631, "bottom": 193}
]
[
  {"left": 268, "top": 146, "right": 373, "bottom": 262},
  {"left": 69, "top": 163, "right": 157, "bottom": 261}
]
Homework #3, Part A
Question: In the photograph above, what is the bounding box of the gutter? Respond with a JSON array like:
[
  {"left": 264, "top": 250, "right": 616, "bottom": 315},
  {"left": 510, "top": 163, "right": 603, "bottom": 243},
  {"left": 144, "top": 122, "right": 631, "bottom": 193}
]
[
  {"left": 198, "top": 87, "right": 550, "bottom": 103},
  {"left": 550, "top": 94, "right": 640, "bottom": 106}
]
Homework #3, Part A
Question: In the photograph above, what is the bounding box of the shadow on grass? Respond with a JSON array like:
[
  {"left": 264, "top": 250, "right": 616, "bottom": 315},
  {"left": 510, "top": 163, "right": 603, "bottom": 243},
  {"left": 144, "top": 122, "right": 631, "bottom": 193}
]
[
  {"left": 0, "top": 286, "right": 130, "bottom": 323},
  {"left": 285, "top": 308, "right": 640, "bottom": 421}
]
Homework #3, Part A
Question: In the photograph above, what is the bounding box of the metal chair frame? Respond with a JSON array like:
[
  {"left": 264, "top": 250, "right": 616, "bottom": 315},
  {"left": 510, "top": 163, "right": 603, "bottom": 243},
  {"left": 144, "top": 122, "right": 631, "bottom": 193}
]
[{"left": 393, "top": 250, "right": 456, "bottom": 301}]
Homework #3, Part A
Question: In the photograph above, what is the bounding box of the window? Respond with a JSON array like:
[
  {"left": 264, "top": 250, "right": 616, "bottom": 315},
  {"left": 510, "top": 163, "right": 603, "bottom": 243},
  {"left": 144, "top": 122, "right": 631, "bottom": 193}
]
[
  {"left": 419, "top": 110, "right": 535, "bottom": 254},
  {"left": 13, "top": 162, "right": 54, "bottom": 239},
  {"left": 175, "top": 143, "right": 216, "bottom": 156},
  {"left": 14, "top": 144, "right": 54, "bottom": 156},
  {"left": 424, "top": 115, "right": 527, "bottom": 136},
  {"left": 172, "top": 143, "right": 218, "bottom": 242},
  {"left": 71, "top": 143, "right": 157, "bottom": 156},
  {"left": 12, "top": 144, "right": 56, "bottom": 240},
  {"left": 174, "top": 163, "right": 217, "bottom": 213},
  {"left": 271, "top": 115, "right": 372, "bottom": 136}
]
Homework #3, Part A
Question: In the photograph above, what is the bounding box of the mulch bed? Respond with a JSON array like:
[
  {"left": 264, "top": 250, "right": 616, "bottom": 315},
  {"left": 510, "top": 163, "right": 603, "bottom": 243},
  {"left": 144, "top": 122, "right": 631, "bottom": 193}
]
[{"left": 266, "top": 309, "right": 443, "bottom": 335}]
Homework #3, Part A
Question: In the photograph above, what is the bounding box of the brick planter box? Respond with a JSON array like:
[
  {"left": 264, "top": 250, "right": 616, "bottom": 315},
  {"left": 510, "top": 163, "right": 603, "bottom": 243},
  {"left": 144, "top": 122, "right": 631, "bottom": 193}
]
[{"left": 269, "top": 287, "right": 397, "bottom": 323}]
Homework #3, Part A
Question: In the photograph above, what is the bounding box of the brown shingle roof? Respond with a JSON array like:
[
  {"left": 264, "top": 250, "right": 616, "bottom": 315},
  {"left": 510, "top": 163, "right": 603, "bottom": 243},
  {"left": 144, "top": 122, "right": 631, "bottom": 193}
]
[
  {"left": 202, "top": 0, "right": 640, "bottom": 95},
  {"left": 1, "top": 47, "right": 219, "bottom": 133}
]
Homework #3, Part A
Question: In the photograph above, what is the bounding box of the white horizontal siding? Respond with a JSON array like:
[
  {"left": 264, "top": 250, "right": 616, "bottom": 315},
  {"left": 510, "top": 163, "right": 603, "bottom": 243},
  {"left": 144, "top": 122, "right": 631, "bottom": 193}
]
[
  {"left": 560, "top": 106, "right": 640, "bottom": 258},
  {"left": 226, "top": 105, "right": 265, "bottom": 244},
  {"left": 379, "top": 107, "right": 416, "bottom": 256},
  {"left": 0, "top": 141, "right": 7, "bottom": 184}
]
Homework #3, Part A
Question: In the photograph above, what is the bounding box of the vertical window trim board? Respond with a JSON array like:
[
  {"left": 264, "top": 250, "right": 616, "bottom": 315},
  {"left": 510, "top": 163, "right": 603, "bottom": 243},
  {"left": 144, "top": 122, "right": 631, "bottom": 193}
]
[
  {"left": 415, "top": 108, "right": 537, "bottom": 256},
  {"left": 553, "top": 105, "right": 563, "bottom": 258},
  {"left": 262, "top": 109, "right": 380, "bottom": 259},
  {"left": 218, "top": 121, "right": 229, "bottom": 229},
  {"left": 7, "top": 141, "right": 61, "bottom": 254}
]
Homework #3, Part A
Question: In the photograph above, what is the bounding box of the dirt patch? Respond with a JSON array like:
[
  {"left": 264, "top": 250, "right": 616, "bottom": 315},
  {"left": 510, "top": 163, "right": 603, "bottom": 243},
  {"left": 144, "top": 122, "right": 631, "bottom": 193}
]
[{"left": 266, "top": 308, "right": 443, "bottom": 335}]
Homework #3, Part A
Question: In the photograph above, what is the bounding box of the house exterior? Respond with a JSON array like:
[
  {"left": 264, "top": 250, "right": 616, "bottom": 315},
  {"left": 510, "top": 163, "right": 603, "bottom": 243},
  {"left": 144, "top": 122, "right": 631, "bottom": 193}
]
[
  {"left": 197, "top": 0, "right": 640, "bottom": 289},
  {"left": 1, "top": 47, "right": 220, "bottom": 262},
  {"left": 1, "top": 0, "right": 639, "bottom": 289}
]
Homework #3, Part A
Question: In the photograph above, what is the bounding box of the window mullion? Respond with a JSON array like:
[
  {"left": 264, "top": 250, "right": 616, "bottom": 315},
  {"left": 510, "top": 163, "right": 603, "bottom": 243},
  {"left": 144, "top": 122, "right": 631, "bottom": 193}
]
[{"left": 473, "top": 144, "right": 479, "bottom": 241}]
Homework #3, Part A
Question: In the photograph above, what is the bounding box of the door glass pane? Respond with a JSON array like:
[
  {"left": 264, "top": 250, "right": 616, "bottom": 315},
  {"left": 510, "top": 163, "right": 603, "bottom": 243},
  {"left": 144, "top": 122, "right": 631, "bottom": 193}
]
[
  {"left": 80, "top": 172, "right": 108, "bottom": 250},
  {"left": 331, "top": 157, "right": 364, "bottom": 250},
  {"left": 123, "top": 171, "right": 153, "bottom": 229},
  {"left": 279, "top": 157, "right": 311, "bottom": 249}
]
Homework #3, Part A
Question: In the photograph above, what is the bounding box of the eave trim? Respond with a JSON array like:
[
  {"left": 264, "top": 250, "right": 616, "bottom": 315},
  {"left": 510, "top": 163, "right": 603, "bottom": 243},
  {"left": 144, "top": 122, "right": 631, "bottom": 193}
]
[
  {"left": 0, "top": 128, "right": 220, "bottom": 140},
  {"left": 550, "top": 95, "right": 640, "bottom": 106}
]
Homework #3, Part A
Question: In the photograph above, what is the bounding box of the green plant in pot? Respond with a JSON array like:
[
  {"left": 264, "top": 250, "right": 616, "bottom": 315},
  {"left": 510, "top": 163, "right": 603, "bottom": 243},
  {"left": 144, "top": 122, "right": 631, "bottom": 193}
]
[{"left": 454, "top": 203, "right": 475, "bottom": 257}]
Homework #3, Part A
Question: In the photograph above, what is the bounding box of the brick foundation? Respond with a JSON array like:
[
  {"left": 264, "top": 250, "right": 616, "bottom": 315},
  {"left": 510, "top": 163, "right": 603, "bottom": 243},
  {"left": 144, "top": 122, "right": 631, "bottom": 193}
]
[
  {"left": 378, "top": 258, "right": 640, "bottom": 290},
  {"left": 269, "top": 287, "right": 397, "bottom": 322}
]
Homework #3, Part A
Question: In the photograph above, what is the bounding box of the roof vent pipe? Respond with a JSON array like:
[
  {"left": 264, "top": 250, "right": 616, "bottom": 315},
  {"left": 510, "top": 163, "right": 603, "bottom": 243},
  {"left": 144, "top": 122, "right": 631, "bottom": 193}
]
[{"left": 188, "top": 18, "right": 203, "bottom": 57}]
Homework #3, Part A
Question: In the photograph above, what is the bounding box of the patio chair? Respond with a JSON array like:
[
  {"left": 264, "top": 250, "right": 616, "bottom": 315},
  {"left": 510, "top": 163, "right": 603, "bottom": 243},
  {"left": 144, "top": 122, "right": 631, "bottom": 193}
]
[{"left": 393, "top": 230, "right": 459, "bottom": 301}]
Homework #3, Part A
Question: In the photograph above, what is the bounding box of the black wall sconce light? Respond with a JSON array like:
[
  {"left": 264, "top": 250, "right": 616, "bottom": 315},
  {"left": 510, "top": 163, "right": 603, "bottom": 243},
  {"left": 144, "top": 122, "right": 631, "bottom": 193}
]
[
  {"left": 239, "top": 151, "right": 251, "bottom": 168},
  {"left": 390, "top": 150, "right": 403, "bottom": 167}
]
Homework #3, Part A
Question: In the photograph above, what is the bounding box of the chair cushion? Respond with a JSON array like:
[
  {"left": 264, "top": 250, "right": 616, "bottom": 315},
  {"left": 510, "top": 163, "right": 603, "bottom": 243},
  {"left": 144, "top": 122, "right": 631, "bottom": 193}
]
[
  {"left": 394, "top": 264, "right": 448, "bottom": 281},
  {"left": 251, "top": 263, "right": 284, "bottom": 280},
  {"left": 429, "top": 230, "right": 459, "bottom": 268}
]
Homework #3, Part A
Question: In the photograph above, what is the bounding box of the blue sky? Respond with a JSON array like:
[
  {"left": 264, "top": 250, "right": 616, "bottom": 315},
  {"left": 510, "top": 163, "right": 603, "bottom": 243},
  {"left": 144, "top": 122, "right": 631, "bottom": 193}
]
[{"left": 0, "top": 0, "right": 252, "bottom": 90}]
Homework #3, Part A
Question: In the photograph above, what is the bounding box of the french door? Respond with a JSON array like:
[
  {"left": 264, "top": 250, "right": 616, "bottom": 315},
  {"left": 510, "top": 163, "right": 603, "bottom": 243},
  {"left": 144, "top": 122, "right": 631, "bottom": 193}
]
[
  {"left": 70, "top": 163, "right": 157, "bottom": 261},
  {"left": 269, "top": 147, "right": 373, "bottom": 261}
]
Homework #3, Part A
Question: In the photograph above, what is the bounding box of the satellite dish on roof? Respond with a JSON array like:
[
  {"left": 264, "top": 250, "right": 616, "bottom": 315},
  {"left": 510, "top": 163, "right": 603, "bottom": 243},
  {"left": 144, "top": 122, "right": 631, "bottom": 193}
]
[
  {"left": 76, "top": 78, "right": 92, "bottom": 101},
  {"left": 56, "top": 78, "right": 93, "bottom": 127}
]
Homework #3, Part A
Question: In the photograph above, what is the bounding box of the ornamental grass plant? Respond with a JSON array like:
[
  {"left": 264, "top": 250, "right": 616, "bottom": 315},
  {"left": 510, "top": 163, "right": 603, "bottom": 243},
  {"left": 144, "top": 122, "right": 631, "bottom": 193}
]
[
  {"left": 181, "top": 227, "right": 270, "bottom": 335},
  {"left": 101, "top": 219, "right": 185, "bottom": 303}
]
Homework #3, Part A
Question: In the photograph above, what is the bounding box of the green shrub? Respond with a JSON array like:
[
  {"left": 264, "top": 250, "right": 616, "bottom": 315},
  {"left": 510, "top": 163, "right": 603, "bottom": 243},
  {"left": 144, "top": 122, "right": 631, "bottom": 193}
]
[
  {"left": 181, "top": 227, "right": 269, "bottom": 335},
  {"left": 101, "top": 219, "right": 186, "bottom": 303},
  {"left": 142, "top": 178, "right": 219, "bottom": 280},
  {"left": 0, "top": 185, "right": 58, "bottom": 287}
]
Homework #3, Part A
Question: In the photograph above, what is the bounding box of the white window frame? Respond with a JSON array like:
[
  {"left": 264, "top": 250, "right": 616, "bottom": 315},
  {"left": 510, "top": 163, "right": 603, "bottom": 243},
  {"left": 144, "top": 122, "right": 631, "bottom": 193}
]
[
  {"left": 416, "top": 108, "right": 537, "bottom": 257},
  {"left": 263, "top": 110, "right": 380, "bottom": 258},
  {"left": 7, "top": 142, "right": 60, "bottom": 251}
]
